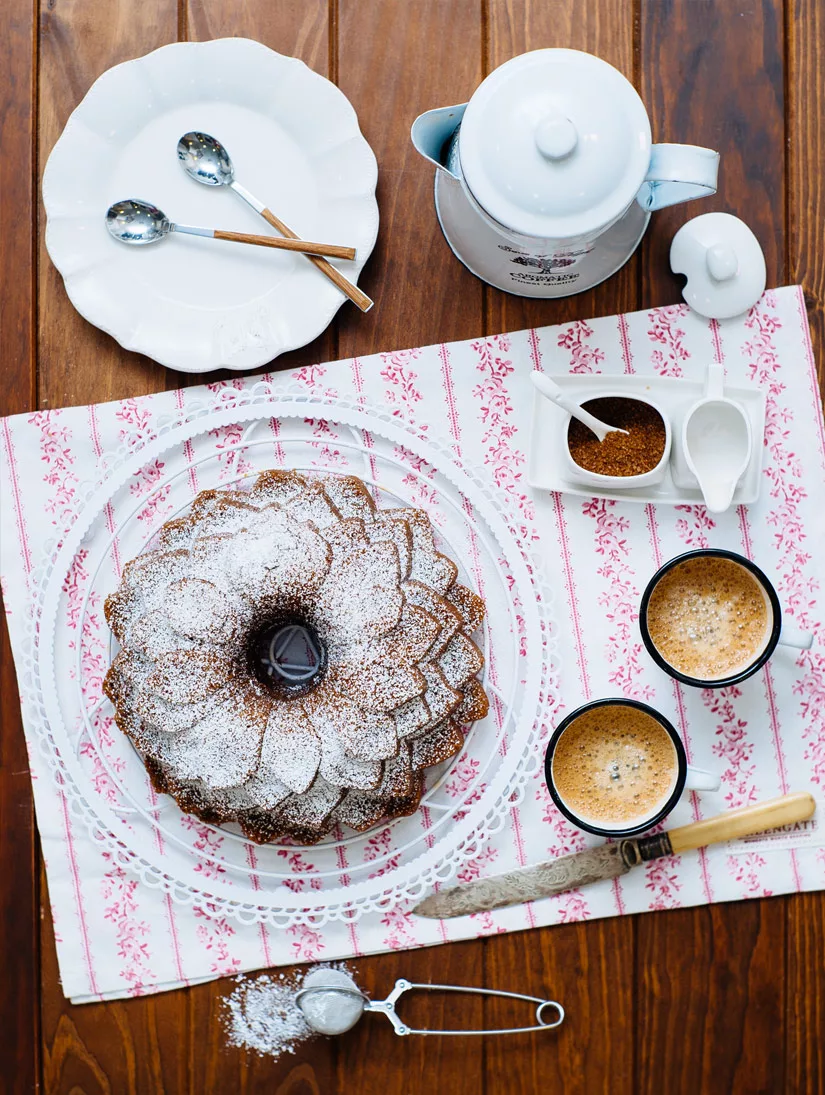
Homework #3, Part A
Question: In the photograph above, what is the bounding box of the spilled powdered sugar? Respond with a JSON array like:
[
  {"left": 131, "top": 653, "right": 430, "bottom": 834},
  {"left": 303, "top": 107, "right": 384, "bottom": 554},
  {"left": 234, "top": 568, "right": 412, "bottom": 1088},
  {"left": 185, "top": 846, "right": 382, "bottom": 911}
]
[{"left": 222, "top": 963, "right": 353, "bottom": 1059}]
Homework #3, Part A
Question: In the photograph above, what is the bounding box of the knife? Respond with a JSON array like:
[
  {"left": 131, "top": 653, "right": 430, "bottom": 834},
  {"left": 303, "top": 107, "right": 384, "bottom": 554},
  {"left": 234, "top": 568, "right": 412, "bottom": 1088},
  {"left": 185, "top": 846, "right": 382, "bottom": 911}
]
[{"left": 413, "top": 792, "right": 816, "bottom": 919}]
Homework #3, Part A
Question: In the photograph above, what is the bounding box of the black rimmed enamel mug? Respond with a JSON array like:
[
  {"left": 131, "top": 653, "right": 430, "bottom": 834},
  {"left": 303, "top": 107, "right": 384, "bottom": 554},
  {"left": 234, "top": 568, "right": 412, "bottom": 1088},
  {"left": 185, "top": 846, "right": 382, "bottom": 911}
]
[
  {"left": 544, "top": 698, "right": 719, "bottom": 839},
  {"left": 639, "top": 549, "right": 813, "bottom": 689}
]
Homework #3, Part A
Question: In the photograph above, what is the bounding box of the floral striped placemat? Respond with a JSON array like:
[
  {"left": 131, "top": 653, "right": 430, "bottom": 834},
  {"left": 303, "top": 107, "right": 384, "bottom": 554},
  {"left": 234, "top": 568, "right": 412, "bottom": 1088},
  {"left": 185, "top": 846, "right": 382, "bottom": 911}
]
[{"left": 1, "top": 285, "right": 823, "bottom": 1003}]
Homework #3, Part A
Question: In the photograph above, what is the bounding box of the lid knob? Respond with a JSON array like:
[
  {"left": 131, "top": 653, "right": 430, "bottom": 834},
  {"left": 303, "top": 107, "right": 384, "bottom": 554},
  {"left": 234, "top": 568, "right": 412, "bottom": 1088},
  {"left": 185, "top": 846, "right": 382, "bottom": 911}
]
[
  {"left": 706, "top": 243, "right": 738, "bottom": 282},
  {"left": 534, "top": 114, "right": 578, "bottom": 161}
]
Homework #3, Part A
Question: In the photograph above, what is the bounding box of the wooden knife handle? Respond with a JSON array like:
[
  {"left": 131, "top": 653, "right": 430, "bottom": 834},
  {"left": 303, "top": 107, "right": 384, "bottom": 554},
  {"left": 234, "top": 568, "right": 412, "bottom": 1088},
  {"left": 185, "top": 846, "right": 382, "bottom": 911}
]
[
  {"left": 668, "top": 792, "right": 816, "bottom": 853},
  {"left": 259, "top": 207, "right": 374, "bottom": 313},
  {"left": 212, "top": 228, "right": 356, "bottom": 260}
]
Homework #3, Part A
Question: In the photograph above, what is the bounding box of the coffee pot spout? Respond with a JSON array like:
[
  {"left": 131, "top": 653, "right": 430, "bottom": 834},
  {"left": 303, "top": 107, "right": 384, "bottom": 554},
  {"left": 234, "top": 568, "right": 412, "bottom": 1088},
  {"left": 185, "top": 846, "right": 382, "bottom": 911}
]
[{"left": 411, "top": 104, "right": 467, "bottom": 179}]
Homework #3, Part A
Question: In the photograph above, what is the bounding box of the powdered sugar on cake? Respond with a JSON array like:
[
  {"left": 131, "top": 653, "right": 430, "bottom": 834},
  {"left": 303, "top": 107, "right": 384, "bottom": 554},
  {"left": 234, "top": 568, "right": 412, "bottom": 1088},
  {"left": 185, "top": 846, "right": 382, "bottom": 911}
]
[{"left": 103, "top": 470, "right": 489, "bottom": 844}]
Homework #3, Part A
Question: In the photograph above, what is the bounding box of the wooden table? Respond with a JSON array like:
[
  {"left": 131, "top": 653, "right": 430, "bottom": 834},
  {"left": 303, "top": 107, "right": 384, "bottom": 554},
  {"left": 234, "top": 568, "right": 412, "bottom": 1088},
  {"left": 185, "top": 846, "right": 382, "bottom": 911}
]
[{"left": 2, "top": 2, "right": 823, "bottom": 1091}]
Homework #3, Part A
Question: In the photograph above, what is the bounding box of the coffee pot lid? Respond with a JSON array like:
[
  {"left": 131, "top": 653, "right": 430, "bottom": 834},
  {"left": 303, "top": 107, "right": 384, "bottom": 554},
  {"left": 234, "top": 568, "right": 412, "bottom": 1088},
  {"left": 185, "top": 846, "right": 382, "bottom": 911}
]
[
  {"left": 458, "top": 49, "right": 652, "bottom": 240},
  {"left": 670, "top": 212, "right": 766, "bottom": 319}
]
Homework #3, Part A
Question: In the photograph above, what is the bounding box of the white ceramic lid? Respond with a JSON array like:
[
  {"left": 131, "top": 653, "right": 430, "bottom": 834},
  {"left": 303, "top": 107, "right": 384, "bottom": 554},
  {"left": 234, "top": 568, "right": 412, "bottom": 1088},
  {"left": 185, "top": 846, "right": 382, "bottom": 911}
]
[
  {"left": 458, "top": 49, "right": 652, "bottom": 240},
  {"left": 670, "top": 212, "right": 766, "bottom": 319}
]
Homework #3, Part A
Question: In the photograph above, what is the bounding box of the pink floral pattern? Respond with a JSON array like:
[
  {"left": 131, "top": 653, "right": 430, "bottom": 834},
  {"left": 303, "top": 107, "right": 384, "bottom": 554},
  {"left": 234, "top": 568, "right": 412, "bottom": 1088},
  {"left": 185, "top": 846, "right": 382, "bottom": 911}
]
[
  {"left": 115, "top": 401, "right": 173, "bottom": 521},
  {"left": 208, "top": 422, "right": 254, "bottom": 481},
  {"left": 647, "top": 303, "right": 690, "bottom": 377},
  {"left": 673, "top": 504, "right": 715, "bottom": 549},
  {"left": 30, "top": 409, "right": 78, "bottom": 527},
  {"left": 293, "top": 362, "right": 338, "bottom": 399},
  {"left": 277, "top": 849, "right": 322, "bottom": 892},
  {"left": 287, "top": 923, "right": 325, "bottom": 961},
  {"left": 364, "top": 828, "right": 402, "bottom": 879},
  {"left": 380, "top": 348, "right": 424, "bottom": 420},
  {"left": 726, "top": 852, "right": 773, "bottom": 898},
  {"left": 703, "top": 686, "right": 758, "bottom": 809},
  {"left": 381, "top": 907, "right": 418, "bottom": 950},
  {"left": 557, "top": 320, "right": 606, "bottom": 373},
  {"left": 538, "top": 790, "right": 587, "bottom": 857},
  {"left": 304, "top": 417, "right": 349, "bottom": 469},
  {"left": 181, "top": 816, "right": 227, "bottom": 881},
  {"left": 554, "top": 890, "right": 591, "bottom": 922},
  {"left": 2, "top": 286, "right": 823, "bottom": 1003},
  {"left": 645, "top": 856, "right": 682, "bottom": 910},
  {"left": 101, "top": 852, "right": 154, "bottom": 992},
  {"left": 741, "top": 296, "right": 825, "bottom": 790},
  {"left": 391, "top": 444, "right": 440, "bottom": 507},
  {"left": 444, "top": 757, "right": 484, "bottom": 801},
  {"left": 193, "top": 905, "right": 241, "bottom": 975},
  {"left": 456, "top": 844, "right": 498, "bottom": 883},
  {"left": 582, "top": 498, "right": 654, "bottom": 700},
  {"left": 470, "top": 334, "right": 536, "bottom": 530}
]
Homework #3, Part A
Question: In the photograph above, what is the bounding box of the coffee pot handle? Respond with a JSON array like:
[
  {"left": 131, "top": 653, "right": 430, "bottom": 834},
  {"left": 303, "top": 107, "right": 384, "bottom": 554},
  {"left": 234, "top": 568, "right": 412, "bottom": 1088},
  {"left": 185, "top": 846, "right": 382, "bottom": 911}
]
[{"left": 638, "top": 144, "right": 720, "bottom": 211}]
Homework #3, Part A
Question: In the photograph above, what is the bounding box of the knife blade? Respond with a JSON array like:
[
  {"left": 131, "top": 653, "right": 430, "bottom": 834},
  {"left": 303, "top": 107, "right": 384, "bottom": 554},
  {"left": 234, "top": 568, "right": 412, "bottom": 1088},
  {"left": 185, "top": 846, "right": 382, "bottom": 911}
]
[
  {"left": 413, "top": 792, "right": 816, "bottom": 920},
  {"left": 413, "top": 840, "right": 647, "bottom": 919}
]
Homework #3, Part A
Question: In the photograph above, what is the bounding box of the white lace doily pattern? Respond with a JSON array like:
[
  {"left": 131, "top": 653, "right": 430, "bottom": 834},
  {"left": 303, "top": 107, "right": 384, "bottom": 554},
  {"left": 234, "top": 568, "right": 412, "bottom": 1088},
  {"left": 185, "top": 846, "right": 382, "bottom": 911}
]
[{"left": 23, "top": 385, "right": 559, "bottom": 927}]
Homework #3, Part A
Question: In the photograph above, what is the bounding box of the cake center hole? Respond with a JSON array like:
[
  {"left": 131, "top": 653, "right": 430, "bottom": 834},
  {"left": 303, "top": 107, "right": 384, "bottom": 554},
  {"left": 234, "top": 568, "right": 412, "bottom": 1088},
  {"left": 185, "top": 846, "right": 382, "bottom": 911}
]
[{"left": 250, "top": 620, "right": 327, "bottom": 697}]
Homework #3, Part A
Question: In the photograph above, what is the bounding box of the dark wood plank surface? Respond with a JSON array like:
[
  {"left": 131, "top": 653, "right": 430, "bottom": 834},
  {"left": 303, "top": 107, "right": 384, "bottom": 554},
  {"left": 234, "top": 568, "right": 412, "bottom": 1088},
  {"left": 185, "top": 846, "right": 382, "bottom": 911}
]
[
  {"left": 0, "top": 0, "right": 38, "bottom": 1091},
  {"left": 785, "top": 2, "right": 825, "bottom": 1091},
  {"left": 635, "top": 4, "right": 790, "bottom": 1093},
  {"left": 2, "top": 1, "right": 824, "bottom": 1092}
]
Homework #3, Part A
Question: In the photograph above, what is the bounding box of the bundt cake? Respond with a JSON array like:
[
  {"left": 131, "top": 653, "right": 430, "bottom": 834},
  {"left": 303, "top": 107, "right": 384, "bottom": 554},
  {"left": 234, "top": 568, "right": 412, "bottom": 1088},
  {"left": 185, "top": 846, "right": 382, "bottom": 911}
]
[{"left": 103, "top": 470, "right": 489, "bottom": 844}]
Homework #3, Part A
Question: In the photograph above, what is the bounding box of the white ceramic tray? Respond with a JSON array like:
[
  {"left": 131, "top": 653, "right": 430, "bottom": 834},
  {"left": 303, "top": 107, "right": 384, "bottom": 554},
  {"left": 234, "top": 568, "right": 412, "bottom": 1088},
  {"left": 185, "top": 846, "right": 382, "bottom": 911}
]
[
  {"left": 43, "top": 39, "right": 379, "bottom": 373},
  {"left": 527, "top": 373, "right": 765, "bottom": 505}
]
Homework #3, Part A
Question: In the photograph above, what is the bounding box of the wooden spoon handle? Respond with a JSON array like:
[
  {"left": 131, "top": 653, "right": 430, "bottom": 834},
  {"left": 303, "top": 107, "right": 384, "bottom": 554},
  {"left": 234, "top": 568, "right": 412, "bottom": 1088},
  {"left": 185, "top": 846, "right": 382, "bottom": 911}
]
[
  {"left": 212, "top": 229, "right": 356, "bottom": 260},
  {"left": 258, "top": 207, "right": 374, "bottom": 313},
  {"left": 667, "top": 792, "right": 816, "bottom": 853}
]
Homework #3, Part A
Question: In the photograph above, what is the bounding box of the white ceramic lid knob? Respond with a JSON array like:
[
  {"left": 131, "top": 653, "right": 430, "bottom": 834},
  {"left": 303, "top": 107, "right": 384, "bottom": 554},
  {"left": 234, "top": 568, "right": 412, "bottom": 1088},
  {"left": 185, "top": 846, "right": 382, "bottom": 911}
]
[
  {"left": 535, "top": 114, "right": 578, "bottom": 160},
  {"left": 706, "top": 243, "right": 738, "bottom": 281},
  {"left": 670, "top": 212, "right": 766, "bottom": 320}
]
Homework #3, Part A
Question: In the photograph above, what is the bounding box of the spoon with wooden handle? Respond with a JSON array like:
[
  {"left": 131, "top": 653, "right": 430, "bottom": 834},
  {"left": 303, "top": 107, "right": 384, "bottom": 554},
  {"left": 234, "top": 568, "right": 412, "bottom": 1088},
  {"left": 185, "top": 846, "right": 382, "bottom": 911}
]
[
  {"left": 414, "top": 792, "right": 816, "bottom": 919},
  {"left": 177, "top": 131, "right": 374, "bottom": 312},
  {"left": 106, "top": 200, "right": 356, "bottom": 259}
]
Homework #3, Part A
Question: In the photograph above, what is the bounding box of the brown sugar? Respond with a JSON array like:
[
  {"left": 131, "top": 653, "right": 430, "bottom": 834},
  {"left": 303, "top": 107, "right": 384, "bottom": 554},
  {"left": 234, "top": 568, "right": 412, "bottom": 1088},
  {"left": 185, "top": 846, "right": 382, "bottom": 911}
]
[{"left": 567, "top": 397, "right": 666, "bottom": 477}]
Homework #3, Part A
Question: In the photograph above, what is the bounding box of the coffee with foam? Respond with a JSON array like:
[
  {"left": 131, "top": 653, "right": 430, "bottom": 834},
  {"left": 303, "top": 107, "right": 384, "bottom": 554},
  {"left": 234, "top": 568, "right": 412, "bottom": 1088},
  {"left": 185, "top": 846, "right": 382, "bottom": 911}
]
[
  {"left": 551, "top": 705, "right": 678, "bottom": 828},
  {"left": 646, "top": 556, "right": 771, "bottom": 681}
]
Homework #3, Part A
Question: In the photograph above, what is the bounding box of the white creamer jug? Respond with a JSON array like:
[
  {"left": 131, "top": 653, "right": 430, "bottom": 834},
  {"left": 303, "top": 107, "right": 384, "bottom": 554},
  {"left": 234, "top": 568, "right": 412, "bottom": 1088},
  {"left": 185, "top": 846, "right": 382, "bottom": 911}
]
[{"left": 412, "top": 49, "right": 719, "bottom": 298}]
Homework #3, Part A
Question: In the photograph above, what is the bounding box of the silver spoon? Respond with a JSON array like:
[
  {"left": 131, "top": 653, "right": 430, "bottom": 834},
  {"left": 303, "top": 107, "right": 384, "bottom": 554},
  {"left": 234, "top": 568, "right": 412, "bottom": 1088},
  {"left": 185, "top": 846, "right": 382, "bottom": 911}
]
[
  {"left": 105, "top": 199, "right": 356, "bottom": 259},
  {"left": 530, "top": 372, "right": 629, "bottom": 442},
  {"left": 176, "top": 131, "right": 373, "bottom": 313}
]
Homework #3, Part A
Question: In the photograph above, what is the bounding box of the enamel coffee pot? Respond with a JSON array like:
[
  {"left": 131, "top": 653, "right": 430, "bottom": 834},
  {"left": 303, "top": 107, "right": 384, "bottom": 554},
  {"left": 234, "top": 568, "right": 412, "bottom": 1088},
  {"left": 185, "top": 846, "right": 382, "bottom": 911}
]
[{"left": 411, "top": 49, "right": 720, "bottom": 298}]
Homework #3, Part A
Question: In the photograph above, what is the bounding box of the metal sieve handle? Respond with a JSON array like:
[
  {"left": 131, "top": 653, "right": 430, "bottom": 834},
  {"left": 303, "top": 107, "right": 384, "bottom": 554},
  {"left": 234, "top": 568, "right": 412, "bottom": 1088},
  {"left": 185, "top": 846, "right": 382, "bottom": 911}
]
[{"left": 363, "top": 978, "right": 565, "bottom": 1036}]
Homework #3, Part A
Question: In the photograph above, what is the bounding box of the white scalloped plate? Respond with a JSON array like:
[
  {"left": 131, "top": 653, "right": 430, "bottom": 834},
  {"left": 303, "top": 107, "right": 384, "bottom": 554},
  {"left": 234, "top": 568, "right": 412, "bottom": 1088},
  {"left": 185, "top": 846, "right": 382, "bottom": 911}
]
[{"left": 42, "top": 39, "right": 379, "bottom": 373}]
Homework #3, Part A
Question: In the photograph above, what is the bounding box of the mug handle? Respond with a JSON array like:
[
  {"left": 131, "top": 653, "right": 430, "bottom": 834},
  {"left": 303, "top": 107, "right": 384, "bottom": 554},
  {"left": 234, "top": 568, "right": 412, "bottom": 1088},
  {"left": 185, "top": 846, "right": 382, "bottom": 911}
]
[
  {"left": 684, "top": 765, "right": 721, "bottom": 792},
  {"left": 637, "top": 144, "right": 720, "bottom": 211},
  {"left": 778, "top": 624, "right": 814, "bottom": 650}
]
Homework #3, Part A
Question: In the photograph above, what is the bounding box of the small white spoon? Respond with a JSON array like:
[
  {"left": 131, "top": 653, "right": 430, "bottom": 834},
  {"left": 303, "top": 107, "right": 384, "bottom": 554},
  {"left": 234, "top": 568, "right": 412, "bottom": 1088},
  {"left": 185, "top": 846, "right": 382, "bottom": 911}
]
[
  {"left": 530, "top": 372, "right": 629, "bottom": 442},
  {"left": 683, "top": 363, "right": 752, "bottom": 512}
]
